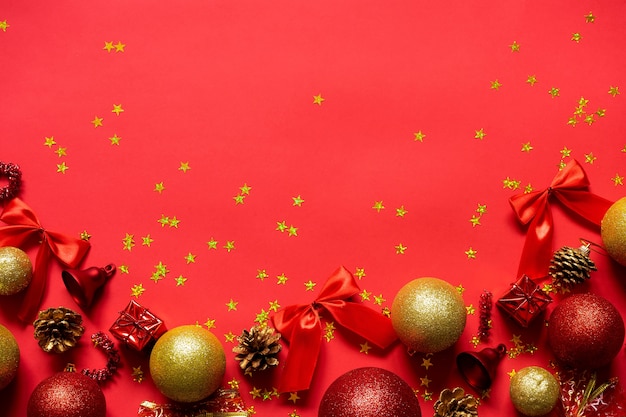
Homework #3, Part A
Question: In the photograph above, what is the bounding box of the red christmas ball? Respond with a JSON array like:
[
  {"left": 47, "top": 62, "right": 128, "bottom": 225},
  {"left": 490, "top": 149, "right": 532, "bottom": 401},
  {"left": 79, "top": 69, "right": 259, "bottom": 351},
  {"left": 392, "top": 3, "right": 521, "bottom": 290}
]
[
  {"left": 547, "top": 293, "right": 624, "bottom": 370},
  {"left": 27, "top": 371, "right": 106, "bottom": 417},
  {"left": 318, "top": 367, "right": 421, "bottom": 417}
]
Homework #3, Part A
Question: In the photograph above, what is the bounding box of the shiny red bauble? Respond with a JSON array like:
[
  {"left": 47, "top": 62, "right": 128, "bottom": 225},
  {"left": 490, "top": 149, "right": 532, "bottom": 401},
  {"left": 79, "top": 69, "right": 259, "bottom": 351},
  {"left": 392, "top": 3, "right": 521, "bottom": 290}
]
[
  {"left": 547, "top": 293, "right": 624, "bottom": 370},
  {"left": 318, "top": 367, "right": 421, "bottom": 417},
  {"left": 27, "top": 371, "right": 106, "bottom": 417}
]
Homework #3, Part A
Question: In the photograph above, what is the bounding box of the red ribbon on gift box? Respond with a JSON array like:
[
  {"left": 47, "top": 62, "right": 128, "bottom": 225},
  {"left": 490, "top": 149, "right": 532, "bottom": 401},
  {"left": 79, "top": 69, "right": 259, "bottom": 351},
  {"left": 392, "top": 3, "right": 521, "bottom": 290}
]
[
  {"left": 110, "top": 300, "right": 166, "bottom": 351},
  {"left": 509, "top": 159, "right": 612, "bottom": 279},
  {"left": 0, "top": 198, "right": 91, "bottom": 322},
  {"left": 271, "top": 266, "right": 397, "bottom": 393},
  {"left": 497, "top": 275, "right": 552, "bottom": 327}
]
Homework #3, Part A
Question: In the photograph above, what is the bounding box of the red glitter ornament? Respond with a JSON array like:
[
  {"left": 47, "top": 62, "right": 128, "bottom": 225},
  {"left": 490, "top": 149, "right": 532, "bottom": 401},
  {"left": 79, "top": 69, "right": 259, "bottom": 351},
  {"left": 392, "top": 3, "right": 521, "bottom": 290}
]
[
  {"left": 318, "top": 367, "right": 421, "bottom": 417},
  {"left": 547, "top": 293, "right": 625, "bottom": 370},
  {"left": 27, "top": 370, "right": 106, "bottom": 417}
]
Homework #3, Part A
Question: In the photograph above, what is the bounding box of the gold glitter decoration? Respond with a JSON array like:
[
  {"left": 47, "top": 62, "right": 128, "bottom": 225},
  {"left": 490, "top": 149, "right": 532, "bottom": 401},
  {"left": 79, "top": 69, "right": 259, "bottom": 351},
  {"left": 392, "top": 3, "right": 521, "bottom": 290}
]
[
  {"left": 149, "top": 325, "right": 226, "bottom": 403},
  {"left": 601, "top": 197, "right": 626, "bottom": 266},
  {"left": 391, "top": 277, "right": 467, "bottom": 353},
  {"left": 0, "top": 323, "right": 19, "bottom": 390},
  {"left": 0, "top": 246, "right": 33, "bottom": 295},
  {"left": 509, "top": 366, "right": 559, "bottom": 416}
]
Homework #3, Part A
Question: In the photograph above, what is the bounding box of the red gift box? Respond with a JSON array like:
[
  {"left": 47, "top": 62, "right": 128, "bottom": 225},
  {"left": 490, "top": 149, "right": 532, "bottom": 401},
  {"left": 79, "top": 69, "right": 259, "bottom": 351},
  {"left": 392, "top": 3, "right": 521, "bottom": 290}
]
[
  {"left": 137, "top": 388, "right": 248, "bottom": 417},
  {"left": 496, "top": 275, "right": 552, "bottom": 327},
  {"left": 110, "top": 300, "right": 166, "bottom": 351}
]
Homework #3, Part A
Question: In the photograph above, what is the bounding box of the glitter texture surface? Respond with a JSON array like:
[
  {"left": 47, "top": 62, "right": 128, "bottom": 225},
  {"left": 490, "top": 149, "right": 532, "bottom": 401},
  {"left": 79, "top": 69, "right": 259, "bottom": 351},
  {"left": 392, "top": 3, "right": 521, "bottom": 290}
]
[
  {"left": 0, "top": 324, "right": 19, "bottom": 390},
  {"left": 26, "top": 371, "right": 106, "bottom": 417},
  {"left": 601, "top": 197, "right": 626, "bottom": 266},
  {"left": 547, "top": 293, "right": 625, "bottom": 370},
  {"left": 149, "top": 325, "right": 226, "bottom": 403},
  {"left": 0, "top": 246, "right": 32, "bottom": 295},
  {"left": 509, "top": 366, "right": 559, "bottom": 417},
  {"left": 318, "top": 367, "right": 421, "bottom": 417},
  {"left": 391, "top": 277, "right": 466, "bottom": 353}
]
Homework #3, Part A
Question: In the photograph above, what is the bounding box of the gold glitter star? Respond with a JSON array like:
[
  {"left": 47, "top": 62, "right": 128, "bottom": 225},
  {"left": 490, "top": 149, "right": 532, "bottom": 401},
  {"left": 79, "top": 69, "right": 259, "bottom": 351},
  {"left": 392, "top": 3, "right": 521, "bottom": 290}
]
[
  {"left": 91, "top": 116, "right": 103, "bottom": 128},
  {"left": 268, "top": 300, "right": 280, "bottom": 312},
  {"left": 548, "top": 87, "right": 560, "bottom": 98},
  {"left": 382, "top": 306, "right": 391, "bottom": 317},
  {"left": 422, "top": 391, "right": 433, "bottom": 401},
  {"left": 421, "top": 357, "right": 433, "bottom": 370},
  {"left": 114, "top": 41, "right": 125, "bottom": 52},
  {"left": 226, "top": 299, "right": 238, "bottom": 311},
  {"left": 571, "top": 32, "right": 582, "bottom": 42},
  {"left": 179, "top": 161, "right": 191, "bottom": 172},
  {"left": 56, "top": 162, "right": 69, "bottom": 174},
  {"left": 80, "top": 230, "right": 91, "bottom": 240},
  {"left": 204, "top": 318, "right": 216, "bottom": 330},
  {"left": 474, "top": 128, "right": 486, "bottom": 140},
  {"left": 584, "top": 114, "right": 595, "bottom": 125},
  {"left": 0, "top": 20, "right": 9, "bottom": 32},
  {"left": 354, "top": 267, "right": 366, "bottom": 279},
  {"left": 359, "top": 342, "right": 372, "bottom": 354},
  {"left": 372, "top": 201, "right": 385, "bottom": 212},
  {"left": 175, "top": 275, "right": 187, "bottom": 286},
  {"left": 158, "top": 215, "right": 170, "bottom": 227},
  {"left": 524, "top": 183, "right": 534, "bottom": 194},
  {"left": 456, "top": 284, "right": 465, "bottom": 294},
  {"left": 289, "top": 411, "right": 300, "bottom": 417},
  {"left": 256, "top": 269, "right": 269, "bottom": 281},
  {"left": 103, "top": 41, "right": 114, "bottom": 52},
  {"left": 228, "top": 378, "right": 240, "bottom": 389},
  {"left": 276, "top": 221, "right": 288, "bottom": 232},
  {"left": 521, "top": 142, "right": 533, "bottom": 152},
  {"left": 122, "top": 233, "right": 135, "bottom": 251},
  {"left": 206, "top": 238, "right": 218, "bottom": 249},
  {"left": 413, "top": 131, "right": 426, "bottom": 142},
  {"left": 469, "top": 215, "right": 481, "bottom": 227},
  {"left": 395, "top": 205, "right": 408, "bottom": 217},
  {"left": 511, "top": 334, "right": 523, "bottom": 346},
  {"left": 476, "top": 204, "right": 487, "bottom": 214},
  {"left": 507, "top": 369, "right": 517, "bottom": 378},
  {"left": 567, "top": 117, "right": 578, "bottom": 127},
  {"left": 233, "top": 194, "right": 245, "bottom": 205},
  {"left": 313, "top": 94, "right": 325, "bottom": 105},
  {"left": 185, "top": 252, "right": 196, "bottom": 264},
  {"left": 255, "top": 309, "right": 269, "bottom": 325},
  {"left": 154, "top": 182, "right": 165, "bottom": 193},
  {"left": 237, "top": 183, "right": 251, "bottom": 195},
  {"left": 526, "top": 75, "right": 537, "bottom": 86},
  {"left": 490, "top": 80, "right": 502, "bottom": 90},
  {"left": 150, "top": 272, "right": 164, "bottom": 283},
  {"left": 560, "top": 147, "right": 572, "bottom": 158},
  {"left": 470, "top": 336, "right": 481, "bottom": 347},
  {"left": 292, "top": 195, "right": 304, "bottom": 206},
  {"left": 224, "top": 332, "right": 237, "bottom": 343},
  {"left": 141, "top": 235, "right": 154, "bottom": 247},
  {"left": 288, "top": 392, "right": 300, "bottom": 404},
  {"left": 304, "top": 280, "right": 316, "bottom": 291},
  {"left": 250, "top": 387, "right": 262, "bottom": 399},
  {"left": 608, "top": 86, "right": 620, "bottom": 97},
  {"left": 584, "top": 153, "right": 597, "bottom": 164},
  {"left": 395, "top": 243, "right": 407, "bottom": 254},
  {"left": 131, "top": 284, "right": 145, "bottom": 298},
  {"left": 466, "top": 304, "right": 476, "bottom": 314},
  {"left": 224, "top": 241, "right": 235, "bottom": 252},
  {"left": 465, "top": 247, "right": 477, "bottom": 259},
  {"left": 108, "top": 134, "right": 121, "bottom": 145},
  {"left": 420, "top": 375, "right": 432, "bottom": 387},
  {"left": 373, "top": 294, "right": 386, "bottom": 305},
  {"left": 112, "top": 104, "right": 124, "bottom": 115},
  {"left": 168, "top": 216, "right": 180, "bottom": 228},
  {"left": 360, "top": 289, "right": 372, "bottom": 301},
  {"left": 585, "top": 12, "right": 595, "bottom": 23},
  {"left": 611, "top": 174, "right": 624, "bottom": 186},
  {"left": 509, "top": 41, "right": 520, "bottom": 52},
  {"left": 287, "top": 225, "right": 298, "bottom": 236},
  {"left": 131, "top": 366, "right": 144, "bottom": 383},
  {"left": 276, "top": 273, "right": 288, "bottom": 285},
  {"left": 44, "top": 136, "right": 56, "bottom": 147},
  {"left": 596, "top": 108, "right": 606, "bottom": 117},
  {"left": 55, "top": 147, "right": 67, "bottom": 157},
  {"left": 621, "top": 145, "right": 626, "bottom": 153}
]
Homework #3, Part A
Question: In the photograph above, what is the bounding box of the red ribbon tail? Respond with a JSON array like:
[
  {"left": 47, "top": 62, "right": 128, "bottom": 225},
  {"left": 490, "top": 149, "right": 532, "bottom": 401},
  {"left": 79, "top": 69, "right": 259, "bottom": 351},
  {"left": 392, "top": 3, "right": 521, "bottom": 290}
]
[
  {"left": 517, "top": 209, "right": 554, "bottom": 279},
  {"left": 17, "top": 243, "right": 50, "bottom": 323},
  {"left": 277, "top": 323, "right": 322, "bottom": 393},
  {"left": 326, "top": 302, "right": 397, "bottom": 348}
]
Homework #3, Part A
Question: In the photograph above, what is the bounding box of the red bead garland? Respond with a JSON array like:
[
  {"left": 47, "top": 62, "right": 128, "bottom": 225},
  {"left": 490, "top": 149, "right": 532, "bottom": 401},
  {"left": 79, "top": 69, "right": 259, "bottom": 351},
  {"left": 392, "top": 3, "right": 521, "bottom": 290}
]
[
  {"left": 81, "top": 332, "right": 120, "bottom": 383},
  {"left": 0, "top": 162, "right": 22, "bottom": 203}
]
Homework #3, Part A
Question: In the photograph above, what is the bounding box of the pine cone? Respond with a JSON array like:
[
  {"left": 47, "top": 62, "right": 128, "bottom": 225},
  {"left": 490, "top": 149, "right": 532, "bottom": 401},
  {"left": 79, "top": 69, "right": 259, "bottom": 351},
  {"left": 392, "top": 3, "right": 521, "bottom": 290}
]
[
  {"left": 434, "top": 387, "right": 479, "bottom": 417},
  {"left": 233, "top": 325, "right": 281, "bottom": 376},
  {"left": 549, "top": 245, "right": 597, "bottom": 290},
  {"left": 33, "top": 307, "right": 85, "bottom": 353}
]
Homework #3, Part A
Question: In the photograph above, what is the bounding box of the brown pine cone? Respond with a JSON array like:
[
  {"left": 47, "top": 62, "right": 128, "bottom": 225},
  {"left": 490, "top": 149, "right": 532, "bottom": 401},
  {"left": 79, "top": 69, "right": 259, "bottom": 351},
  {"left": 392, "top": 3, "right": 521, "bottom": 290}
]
[
  {"left": 233, "top": 325, "right": 281, "bottom": 376},
  {"left": 434, "top": 387, "right": 479, "bottom": 417},
  {"left": 549, "top": 245, "right": 597, "bottom": 290},
  {"left": 33, "top": 307, "right": 85, "bottom": 353}
]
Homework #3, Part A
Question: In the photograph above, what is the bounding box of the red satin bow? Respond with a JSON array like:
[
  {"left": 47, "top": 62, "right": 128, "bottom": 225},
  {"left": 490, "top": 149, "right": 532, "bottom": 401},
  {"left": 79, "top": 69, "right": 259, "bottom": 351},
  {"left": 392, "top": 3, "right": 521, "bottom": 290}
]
[
  {"left": 271, "top": 266, "right": 397, "bottom": 393},
  {"left": 0, "top": 198, "right": 90, "bottom": 322},
  {"left": 509, "top": 160, "right": 612, "bottom": 279}
]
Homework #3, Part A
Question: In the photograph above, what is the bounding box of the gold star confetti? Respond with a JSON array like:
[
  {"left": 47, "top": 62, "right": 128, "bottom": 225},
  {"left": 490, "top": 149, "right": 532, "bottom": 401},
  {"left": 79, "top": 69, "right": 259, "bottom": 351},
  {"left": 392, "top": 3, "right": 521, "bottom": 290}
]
[
  {"left": 422, "top": 391, "right": 433, "bottom": 401},
  {"left": 373, "top": 294, "right": 386, "bottom": 305},
  {"left": 233, "top": 194, "right": 245, "bottom": 205},
  {"left": 477, "top": 204, "right": 487, "bottom": 214},
  {"left": 524, "top": 184, "right": 534, "bottom": 194},
  {"left": 112, "top": 104, "right": 124, "bottom": 115},
  {"left": 360, "top": 289, "right": 372, "bottom": 301},
  {"left": 421, "top": 357, "right": 433, "bottom": 370},
  {"left": 503, "top": 177, "right": 521, "bottom": 190},
  {"left": 154, "top": 182, "right": 165, "bottom": 193},
  {"left": 395, "top": 243, "right": 407, "bottom": 254},
  {"left": 154, "top": 261, "right": 169, "bottom": 276},
  {"left": 276, "top": 273, "right": 288, "bottom": 285},
  {"left": 206, "top": 238, "right": 218, "bottom": 249},
  {"left": 56, "top": 162, "right": 69, "bottom": 174},
  {"left": 151, "top": 271, "right": 164, "bottom": 283},
  {"left": 585, "top": 12, "right": 595, "bottom": 23},
  {"left": 256, "top": 269, "right": 269, "bottom": 281},
  {"left": 456, "top": 284, "right": 465, "bottom": 294},
  {"left": 204, "top": 318, "right": 216, "bottom": 329},
  {"left": 560, "top": 147, "right": 572, "bottom": 158},
  {"left": 596, "top": 108, "right": 606, "bottom": 117},
  {"left": 621, "top": 145, "right": 626, "bottom": 153},
  {"left": 609, "top": 86, "right": 620, "bottom": 97},
  {"left": 276, "top": 221, "right": 288, "bottom": 232},
  {"left": 131, "top": 366, "right": 144, "bottom": 383},
  {"left": 567, "top": 117, "right": 578, "bottom": 127},
  {"left": 289, "top": 411, "right": 300, "bottom": 417},
  {"left": 571, "top": 32, "right": 582, "bottom": 42},
  {"left": 526, "top": 75, "right": 537, "bottom": 86},
  {"left": 168, "top": 217, "right": 180, "bottom": 228},
  {"left": 91, "top": 116, "right": 103, "bottom": 128},
  {"left": 158, "top": 215, "right": 170, "bottom": 227},
  {"left": 122, "top": 233, "right": 135, "bottom": 251},
  {"left": 0, "top": 20, "right": 9, "bottom": 32},
  {"left": 292, "top": 195, "right": 304, "bottom": 206},
  {"left": 141, "top": 235, "right": 154, "bottom": 247},
  {"left": 255, "top": 309, "right": 269, "bottom": 325},
  {"left": 80, "top": 230, "right": 91, "bottom": 240},
  {"left": 474, "top": 128, "right": 486, "bottom": 140},
  {"left": 382, "top": 306, "right": 391, "bottom": 317},
  {"left": 108, "top": 134, "right": 121, "bottom": 145},
  {"left": 224, "top": 241, "right": 235, "bottom": 252},
  {"left": 103, "top": 41, "right": 114, "bottom": 52},
  {"left": 247, "top": 406, "right": 256, "bottom": 416},
  {"left": 584, "top": 114, "right": 595, "bottom": 125},
  {"left": 119, "top": 265, "right": 129, "bottom": 274},
  {"left": 175, "top": 275, "right": 187, "bottom": 286},
  {"left": 131, "top": 284, "right": 145, "bottom": 298},
  {"left": 179, "top": 161, "right": 191, "bottom": 172},
  {"left": 413, "top": 131, "right": 426, "bottom": 142},
  {"left": 287, "top": 225, "right": 298, "bottom": 236},
  {"left": 490, "top": 80, "right": 502, "bottom": 90},
  {"left": 470, "top": 215, "right": 481, "bottom": 227},
  {"left": 612, "top": 174, "right": 624, "bottom": 186},
  {"left": 420, "top": 375, "right": 432, "bottom": 387},
  {"left": 466, "top": 304, "right": 476, "bottom": 314},
  {"left": 304, "top": 280, "right": 316, "bottom": 291},
  {"left": 288, "top": 392, "right": 300, "bottom": 404},
  {"left": 185, "top": 252, "right": 196, "bottom": 263},
  {"left": 372, "top": 201, "right": 385, "bottom": 212},
  {"left": 114, "top": 41, "right": 125, "bottom": 52},
  {"left": 521, "top": 142, "right": 533, "bottom": 152},
  {"left": 584, "top": 153, "right": 597, "bottom": 164},
  {"left": 549, "top": 87, "right": 560, "bottom": 98},
  {"left": 509, "top": 41, "right": 520, "bottom": 52},
  {"left": 507, "top": 369, "right": 517, "bottom": 378},
  {"left": 226, "top": 299, "right": 238, "bottom": 311},
  {"left": 250, "top": 387, "right": 262, "bottom": 399},
  {"left": 395, "top": 205, "right": 408, "bottom": 217},
  {"left": 44, "top": 136, "right": 56, "bottom": 147},
  {"left": 465, "top": 247, "right": 477, "bottom": 259},
  {"left": 268, "top": 300, "right": 280, "bottom": 312},
  {"left": 54, "top": 147, "right": 67, "bottom": 157},
  {"left": 359, "top": 342, "right": 372, "bottom": 354},
  {"left": 313, "top": 94, "right": 325, "bottom": 105},
  {"left": 470, "top": 336, "right": 481, "bottom": 347},
  {"left": 228, "top": 378, "right": 240, "bottom": 389},
  {"left": 354, "top": 267, "right": 366, "bottom": 279},
  {"left": 224, "top": 332, "right": 237, "bottom": 343}
]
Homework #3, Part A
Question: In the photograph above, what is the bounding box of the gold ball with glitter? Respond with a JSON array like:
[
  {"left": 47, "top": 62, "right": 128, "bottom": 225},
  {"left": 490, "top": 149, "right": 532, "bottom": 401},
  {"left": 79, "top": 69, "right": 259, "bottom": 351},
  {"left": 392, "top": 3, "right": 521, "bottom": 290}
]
[
  {"left": 509, "top": 366, "right": 559, "bottom": 416},
  {"left": 0, "top": 323, "right": 20, "bottom": 390},
  {"left": 391, "top": 277, "right": 466, "bottom": 353},
  {"left": 0, "top": 246, "right": 32, "bottom": 295},
  {"left": 149, "top": 324, "right": 226, "bottom": 403},
  {"left": 601, "top": 197, "right": 626, "bottom": 266}
]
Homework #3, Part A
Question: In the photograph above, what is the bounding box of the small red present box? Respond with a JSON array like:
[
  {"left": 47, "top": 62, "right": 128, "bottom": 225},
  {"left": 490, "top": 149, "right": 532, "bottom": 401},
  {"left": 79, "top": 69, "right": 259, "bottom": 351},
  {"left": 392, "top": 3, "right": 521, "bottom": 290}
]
[
  {"left": 497, "top": 275, "right": 552, "bottom": 327},
  {"left": 109, "top": 300, "right": 166, "bottom": 351},
  {"left": 137, "top": 388, "right": 248, "bottom": 416}
]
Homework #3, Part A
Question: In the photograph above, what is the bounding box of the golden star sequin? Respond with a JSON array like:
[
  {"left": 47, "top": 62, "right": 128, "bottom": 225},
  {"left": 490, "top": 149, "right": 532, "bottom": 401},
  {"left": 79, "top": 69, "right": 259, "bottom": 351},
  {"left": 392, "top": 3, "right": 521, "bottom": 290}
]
[
  {"left": 91, "top": 116, "right": 103, "bottom": 127},
  {"left": 395, "top": 243, "right": 407, "bottom": 254},
  {"left": 256, "top": 269, "right": 269, "bottom": 281},
  {"left": 276, "top": 273, "right": 288, "bottom": 285},
  {"left": 122, "top": 233, "right": 135, "bottom": 251},
  {"left": 228, "top": 378, "right": 240, "bottom": 389},
  {"left": 119, "top": 265, "right": 129, "bottom": 274},
  {"left": 114, "top": 41, "right": 125, "bottom": 52},
  {"left": 560, "top": 147, "right": 572, "bottom": 158},
  {"left": 226, "top": 299, "right": 238, "bottom": 311},
  {"left": 154, "top": 182, "right": 165, "bottom": 193},
  {"left": 292, "top": 195, "right": 304, "bottom": 206},
  {"left": 0, "top": 20, "right": 9, "bottom": 32},
  {"left": 396, "top": 205, "right": 408, "bottom": 217},
  {"left": 204, "top": 318, "right": 216, "bottom": 329},
  {"left": 571, "top": 32, "right": 582, "bottom": 42},
  {"left": 80, "top": 230, "right": 91, "bottom": 240},
  {"left": 103, "top": 41, "right": 114, "bottom": 52},
  {"left": 168, "top": 216, "right": 180, "bottom": 228},
  {"left": 509, "top": 41, "right": 520, "bottom": 52},
  {"left": 112, "top": 104, "right": 124, "bottom": 115},
  {"left": 456, "top": 284, "right": 465, "bottom": 294},
  {"left": 224, "top": 332, "right": 237, "bottom": 343},
  {"left": 268, "top": 300, "right": 280, "bottom": 312},
  {"left": 313, "top": 94, "right": 324, "bottom": 105},
  {"left": 526, "top": 75, "right": 537, "bottom": 86},
  {"left": 44, "top": 136, "right": 56, "bottom": 147},
  {"left": 255, "top": 309, "right": 269, "bottom": 325},
  {"left": 179, "top": 161, "right": 191, "bottom": 172},
  {"left": 131, "top": 284, "right": 145, "bottom": 298},
  {"left": 141, "top": 235, "right": 154, "bottom": 247},
  {"left": 521, "top": 142, "right": 533, "bottom": 152},
  {"left": 206, "top": 238, "right": 218, "bottom": 249},
  {"left": 131, "top": 366, "right": 144, "bottom": 383},
  {"left": 185, "top": 252, "right": 196, "bottom": 263},
  {"left": 548, "top": 87, "right": 560, "bottom": 98},
  {"left": 373, "top": 294, "right": 385, "bottom": 305},
  {"left": 414, "top": 131, "right": 426, "bottom": 142},
  {"left": 233, "top": 194, "right": 245, "bottom": 205},
  {"left": 465, "top": 247, "right": 477, "bottom": 259},
  {"left": 288, "top": 392, "right": 300, "bottom": 404},
  {"left": 359, "top": 342, "right": 371, "bottom": 354},
  {"left": 612, "top": 174, "right": 624, "bottom": 186},
  {"left": 175, "top": 275, "right": 187, "bottom": 286},
  {"left": 421, "top": 357, "right": 433, "bottom": 370},
  {"left": 287, "top": 225, "right": 298, "bottom": 236},
  {"left": 304, "top": 280, "right": 316, "bottom": 291},
  {"left": 224, "top": 240, "right": 236, "bottom": 252},
  {"left": 609, "top": 86, "right": 620, "bottom": 97},
  {"left": 289, "top": 411, "right": 300, "bottom": 417},
  {"left": 108, "top": 134, "right": 121, "bottom": 145},
  {"left": 360, "top": 289, "right": 372, "bottom": 301},
  {"left": 466, "top": 304, "right": 476, "bottom": 314},
  {"left": 585, "top": 12, "right": 595, "bottom": 23},
  {"left": 56, "top": 162, "right": 69, "bottom": 174},
  {"left": 354, "top": 267, "right": 366, "bottom": 279},
  {"left": 474, "top": 128, "right": 486, "bottom": 140},
  {"left": 250, "top": 387, "right": 262, "bottom": 399},
  {"left": 55, "top": 147, "right": 67, "bottom": 157},
  {"left": 420, "top": 375, "right": 432, "bottom": 387},
  {"left": 372, "top": 201, "right": 385, "bottom": 212},
  {"left": 490, "top": 80, "right": 502, "bottom": 90},
  {"left": 584, "top": 153, "right": 597, "bottom": 164}
]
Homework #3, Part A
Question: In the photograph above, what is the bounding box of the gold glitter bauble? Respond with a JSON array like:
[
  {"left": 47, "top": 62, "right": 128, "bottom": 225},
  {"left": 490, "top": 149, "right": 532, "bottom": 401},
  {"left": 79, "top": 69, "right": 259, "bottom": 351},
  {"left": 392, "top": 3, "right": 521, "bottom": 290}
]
[
  {"left": 0, "top": 323, "right": 20, "bottom": 390},
  {"left": 601, "top": 197, "right": 626, "bottom": 266},
  {"left": 509, "top": 366, "right": 559, "bottom": 416},
  {"left": 391, "top": 277, "right": 466, "bottom": 353},
  {"left": 0, "top": 246, "right": 32, "bottom": 295},
  {"left": 149, "top": 325, "right": 226, "bottom": 403}
]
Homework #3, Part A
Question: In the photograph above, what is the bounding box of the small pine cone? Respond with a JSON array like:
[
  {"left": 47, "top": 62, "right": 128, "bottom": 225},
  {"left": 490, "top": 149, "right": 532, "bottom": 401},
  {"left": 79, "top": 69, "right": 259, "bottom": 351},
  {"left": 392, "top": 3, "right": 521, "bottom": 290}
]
[
  {"left": 434, "top": 387, "right": 479, "bottom": 417},
  {"left": 233, "top": 325, "right": 282, "bottom": 376},
  {"left": 549, "top": 245, "right": 597, "bottom": 290},
  {"left": 33, "top": 307, "right": 85, "bottom": 353}
]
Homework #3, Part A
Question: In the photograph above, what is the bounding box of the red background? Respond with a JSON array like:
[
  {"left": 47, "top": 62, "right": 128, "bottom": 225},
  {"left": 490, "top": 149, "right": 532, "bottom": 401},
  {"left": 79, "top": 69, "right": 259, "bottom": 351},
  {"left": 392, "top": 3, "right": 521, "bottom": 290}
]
[{"left": 1, "top": 1, "right": 625, "bottom": 416}]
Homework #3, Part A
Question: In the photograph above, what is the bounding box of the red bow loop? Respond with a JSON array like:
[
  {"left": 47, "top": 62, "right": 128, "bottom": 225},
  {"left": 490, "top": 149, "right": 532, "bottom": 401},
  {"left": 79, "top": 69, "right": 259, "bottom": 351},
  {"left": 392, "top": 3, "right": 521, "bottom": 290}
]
[{"left": 272, "top": 266, "right": 397, "bottom": 393}]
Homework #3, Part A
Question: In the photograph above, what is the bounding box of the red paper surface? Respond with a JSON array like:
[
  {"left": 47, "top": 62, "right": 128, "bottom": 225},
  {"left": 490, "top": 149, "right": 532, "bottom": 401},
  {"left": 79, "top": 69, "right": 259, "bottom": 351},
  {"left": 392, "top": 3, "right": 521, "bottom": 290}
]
[{"left": 1, "top": 1, "right": 625, "bottom": 416}]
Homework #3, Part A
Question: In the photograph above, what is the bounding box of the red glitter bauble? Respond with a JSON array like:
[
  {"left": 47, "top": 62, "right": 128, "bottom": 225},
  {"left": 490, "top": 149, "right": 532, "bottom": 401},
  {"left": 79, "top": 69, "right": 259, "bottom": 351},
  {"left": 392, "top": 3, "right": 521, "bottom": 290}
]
[
  {"left": 27, "top": 371, "right": 106, "bottom": 417},
  {"left": 318, "top": 367, "right": 421, "bottom": 417},
  {"left": 547, "top": 293, "right": 625, "bottom": 370}
]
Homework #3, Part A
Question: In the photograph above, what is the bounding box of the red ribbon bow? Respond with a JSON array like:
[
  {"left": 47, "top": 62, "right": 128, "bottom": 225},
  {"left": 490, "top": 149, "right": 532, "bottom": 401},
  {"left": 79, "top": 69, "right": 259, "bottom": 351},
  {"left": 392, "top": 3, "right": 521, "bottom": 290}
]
[
  {"left": 509, "top": 160, "right": 612, "bottom": 279},
  {"left": 271, "top": 266, "right": 397, "bottom": 393},
  {"left": 0, "top": 198, "right": 90, "bottom": 322}
]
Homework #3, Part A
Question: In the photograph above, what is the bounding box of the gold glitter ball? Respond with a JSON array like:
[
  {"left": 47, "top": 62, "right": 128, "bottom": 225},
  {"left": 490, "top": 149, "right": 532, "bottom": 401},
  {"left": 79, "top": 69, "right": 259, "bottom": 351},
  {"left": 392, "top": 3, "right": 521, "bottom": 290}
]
[
  {"left": 0, "top": 246, "right": 32, "bottom": 296},
  {"left": 149, "top": 325, "right": 226, "bottom": 403},
  {"left": 391, "top": 277, "right": 466, "bottom": 353},
  {"left": 0, "top": 323, "right": 20, "bottom": 390},
  {"left": 601, "top": 197, "right": 626, "bottom": 266},
  {"left": 509, "top": 366, "right": 559, "bottom": 416}
]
